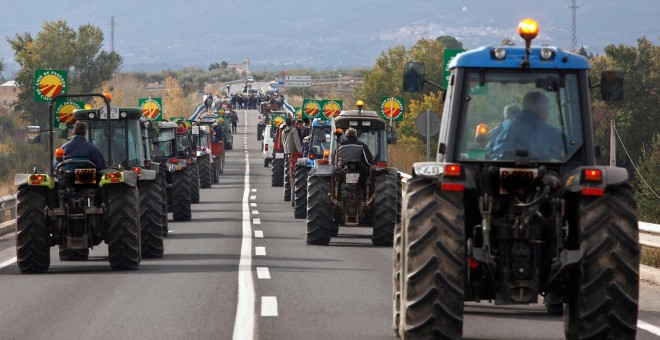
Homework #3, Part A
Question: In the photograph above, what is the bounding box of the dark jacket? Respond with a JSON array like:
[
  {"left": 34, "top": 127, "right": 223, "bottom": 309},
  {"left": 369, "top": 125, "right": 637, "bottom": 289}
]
[
  {"left": 61, "top": 135, "right": 106, "bottom": 170},
  {"left": 339, "top": 137, "right": 374, "bottom": 165}
]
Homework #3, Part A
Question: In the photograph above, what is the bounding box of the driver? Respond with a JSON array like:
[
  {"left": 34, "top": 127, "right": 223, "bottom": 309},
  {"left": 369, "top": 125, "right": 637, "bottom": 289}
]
[
  {"left": 491, "top": 91, "right": 564, "bottom": 159},
  {"left": 60, "top": 121, "right": 105, "bottom": 170},
  {"left": 339, "top": 127, "right": 374, "bottom": 165}
]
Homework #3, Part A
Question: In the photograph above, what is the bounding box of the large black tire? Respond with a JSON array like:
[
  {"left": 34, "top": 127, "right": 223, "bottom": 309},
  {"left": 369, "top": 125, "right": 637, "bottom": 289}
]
[
  {"left": 172, "top": 168, "right": 192, "bottom": 221},
  {"left": 294, "top": 165, "right": 310, "bottom": 218},
  {"left": 306, "top": 175, "right": 336, "bottom": 245},
  {"left": 106, "top": 184, "right": 141, "bottom": 270},
  {"left": 157, "top": 167, "right": 169, "bottom": 236},
  {"left": 271, "top": 158, "right": 284, "bottom": 187},
  {"left": 59, "top": 247, "right": 89, "bottom": 261},
  {"left": 564, "top": 183, "right": 639, "bottom": 340},
  {"left": 211, "top": 162, "right": 218, "bottom": 184},
  {"left": 198, "top": 155, "right": 212, "bottom": 189},
  {"left": 16, "top": 186, "right": 51, "bottom": 273},
  {"left": 393, "top": 223, "right": 403, "bottom": 337},
  {"left": 372, "top": 171, "right": 398, "bottom": 246},
  {"left": 138, "top": 180, "right": 164, "bottom": 259},
  {"left": 283, "top": 156, "right": 291, "bottom": 201},
  {"left": 400, "top": 177, "right": 465, "bottom": 339},
  {"left": 264, "top": 158, "right": 269, "bottom": 168},
  {"left": 191, "top": 163, "right": 200, "bottom": 203}
]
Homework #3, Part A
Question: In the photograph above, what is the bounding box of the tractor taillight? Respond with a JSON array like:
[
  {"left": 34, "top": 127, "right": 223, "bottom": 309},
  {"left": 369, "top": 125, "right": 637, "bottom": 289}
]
[
  {"left": 264, "top": 144, "right": 268, "bottom": 151},
  {"left": 441, "top": 182, "right": 464, "bottom": 192},
  {"left": 186, "top": 158, "right": 192, "bottom": 166},
  {"left": 584, "top": 169, "right": 602, "bottom": 182},
  {"left": 309, "top": 154, "right": 315, "bottom": 159},
  {"left": 444, "top": 164, "right": 461, "bottom": 177},
  {"left": 132, "top": 167, "right": 141, "bottom": 174},
  {"left": 581, "top": 188, "right": 605, "bottom": 197},
  {"left": 469, "top": 259, "right": 479, "bottom": 269},
  {"left": 170, "top": 158, "right": 178, "bottom": 164},
  {"left": 377, "top": 162, "right": 388, "bottom": 168},
  {"left": 317, "top": 159, "right": 329, "bottom": 165}
]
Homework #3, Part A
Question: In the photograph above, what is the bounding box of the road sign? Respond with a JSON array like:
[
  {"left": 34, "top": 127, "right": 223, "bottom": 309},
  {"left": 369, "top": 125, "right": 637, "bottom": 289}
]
[
  {"left": 321, "top": 100, "right": 342, "bottom": 118},
  {"left": 139, "top": 97, "right": 163, "bottom": 121},
  {"left": 34, "top": 69, "right": 67, "bottom": 102},
  {"left": 285, "top": 75, "right": 311, "bottom": 81},
  {"left": 302, "top": 99, "right": 322, "bottom": 119},
  {"left": 286, "top": 81, "right": 311, "bottom": 87},
  {"left": 380, "top": 97, "right": 404, "bottom": 121},
  {"left": 443, "top": 49, "right": 465, "bottom": 89},
  {"left": 54, "top": 99, "right": 84, "bottom": 128},
  {"left": 415, "top": 110, "right": 441, "bottom": 137}
]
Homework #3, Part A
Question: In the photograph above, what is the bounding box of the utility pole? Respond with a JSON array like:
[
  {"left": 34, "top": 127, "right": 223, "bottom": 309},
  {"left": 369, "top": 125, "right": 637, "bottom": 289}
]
[
  {"left": 110, "top": 16, "right": 117, "bottom": 52},
  {"left": 570, "top": 0, "right": 579, "bottom": 52}
]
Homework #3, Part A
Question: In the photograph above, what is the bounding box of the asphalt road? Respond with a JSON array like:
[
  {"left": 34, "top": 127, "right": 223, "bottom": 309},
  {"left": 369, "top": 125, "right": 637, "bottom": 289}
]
[{"left": 1, "top": 109, "right": 660, "bottom": 339}]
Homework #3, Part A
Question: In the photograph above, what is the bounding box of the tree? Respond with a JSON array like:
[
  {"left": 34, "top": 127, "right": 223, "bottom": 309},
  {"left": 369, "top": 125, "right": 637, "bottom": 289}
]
[
  {"left": 7, "top": 20, "right": 122, "bottom": 126},
  {"left": 637, "top": 134, "right": 660, "bottom": 223},
  {"left": 220, "top": 61, "right": 228, "bottom": 69},
  {"left": 501, "top": 38, "right": 516, "bottom": 46},
  {"left": 162, "top": 77, "right": 188, "bottom": 120},
  {"left": 436, "top": 36, "right": 463, "bottom": 50},
  {"left": 209, "top": 63, "right": 221, "bottom": 71}
]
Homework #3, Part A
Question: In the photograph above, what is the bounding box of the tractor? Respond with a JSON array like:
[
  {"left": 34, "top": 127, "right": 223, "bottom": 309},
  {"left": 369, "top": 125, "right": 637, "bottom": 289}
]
[
  {"left": 293, "top": 117, "right": 332, "bottom": 218},
  {"left": 270, "top": 112, "right": 291, "bottom": 187},
  {"left": 305, "top": 102, "right": 400, "bottom": 246},
  {"left": 393, "top": 19, "right": 638, "bottom": 339},
  {"left": 195, "top": 113, "right": 225, "bottom": 184}
]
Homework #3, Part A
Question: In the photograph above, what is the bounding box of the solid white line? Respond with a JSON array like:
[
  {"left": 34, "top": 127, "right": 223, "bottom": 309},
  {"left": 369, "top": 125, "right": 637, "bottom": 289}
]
[
  {"left": 256, "top": 267, "right": 271, "bottom": 279},
  {"left": 250, "top": 203, "right": 257, "bottom": 207},
  {"left": 261, "top": 296, "right": 278, "bottom": 316},
  {"left": 232, "top": 146, "right": 254, "bottom": 340},
  {"left": 250, "top": 195, "right": 256, "bottom": 200},
  {"left": 254, "top": 230, "right": 263, "bottom": 238},
  {"left": 638, "top": 320, "right": 660, "bottom": 336},
  {"left": 253, "top": 218, "right": 261, "bottom": 224},
  {"left": 252, "top": 210, "right": 259, "bottom": 215},
  {"left": 0, "top": 257, "right": 17, "bottom": 269},
  {"left": 255, "top": 247, "right": 266, "bottom": 256}
]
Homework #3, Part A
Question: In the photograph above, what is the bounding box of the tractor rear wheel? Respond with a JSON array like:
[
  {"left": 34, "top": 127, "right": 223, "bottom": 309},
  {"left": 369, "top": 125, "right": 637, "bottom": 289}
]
[
  {"left": 138, "top": 180, "right": 164, "bottom": 258},
  {"left": 157, "top": 167, "right": 169, "bottom": 237},
  {"left": 191, "top": 164, "right": 200, "bottom": 203},
  {"left": 401, "top": 177, "right": 465, "bottom": 339},
  {"left": 106, "top": 184, "right": 141, "bottom": 270},
  {"left": 306, "top": 175, "right": 336, "bottom": 245},
  {"left": 198, "top": 156, "right": 212, "bottom": 189},
  {"left": 283, "top": 155, "right": 291, "bottom": 201},
  {"left": 16, "top": 186, "right": 50, "bottom": 273},
  {"left": 564, "top": 183, "right": 639, "bottom": 340},
  {"left": 372, "top": 171, "right": 398, "bottom": 246},
  {"left": 271, "top": 158, "right": 284, "bottom": 187},
  {"left": 392, "top": 223, "right": 403, "bottom": 337},
  {"left": 294, "top": 165, "right": 310, "bottom": 218},
  {"left": 172, "top": 168, "right": 192, "bottom": 221}
]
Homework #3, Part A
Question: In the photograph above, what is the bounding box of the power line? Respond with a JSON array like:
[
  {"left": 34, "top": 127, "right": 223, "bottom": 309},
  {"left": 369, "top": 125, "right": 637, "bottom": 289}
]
[
  {"left": 570, "top": 0, "right": 579, "bottom": 52},
  {"left": 110, "top": 16, "right": 117, "bottom": 53},
  {"left": 613, "top": 125, "right": 660, "bottom": 200}
]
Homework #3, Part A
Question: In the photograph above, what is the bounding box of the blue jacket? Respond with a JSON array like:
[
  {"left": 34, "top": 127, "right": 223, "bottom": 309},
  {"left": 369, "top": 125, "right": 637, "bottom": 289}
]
[
  {"left": 491, "top": 110, "right": 564, "bottom": 160},
  {"left": 61, "top": 135, "right": 106, "bottom": 170}
]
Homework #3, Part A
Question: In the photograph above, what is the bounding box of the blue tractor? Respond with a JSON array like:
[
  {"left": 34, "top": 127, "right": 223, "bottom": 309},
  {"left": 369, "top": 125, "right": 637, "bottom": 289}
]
[
  {"left": 293, "top": 118, "right": 332, "bottom": 218},
  {"left": 394, "top": 20, "right": 637, "bottom": 339}
]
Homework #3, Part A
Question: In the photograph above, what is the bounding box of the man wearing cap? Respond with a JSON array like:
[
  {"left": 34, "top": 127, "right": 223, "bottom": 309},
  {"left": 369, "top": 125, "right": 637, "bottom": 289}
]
[{"left": 60, "top": 121, "right": 106, "bottom": 170}]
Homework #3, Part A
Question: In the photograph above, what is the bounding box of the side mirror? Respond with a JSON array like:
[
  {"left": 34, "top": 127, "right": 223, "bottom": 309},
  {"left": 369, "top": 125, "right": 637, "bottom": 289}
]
[
  {"left": 403, "top": 62, "right": 426, "bottom": 92},
  {"left": 57, "top": 125, "right": 69, "bottom": 139},
  {"left": 600, "top": 71, "right": 623, "bottom": 101},
  {"left": 387, "top": 131, "right": 398, "bottom": 144},
  {"left": 26, "top": 126, "right": 42, "bottom": 144}
]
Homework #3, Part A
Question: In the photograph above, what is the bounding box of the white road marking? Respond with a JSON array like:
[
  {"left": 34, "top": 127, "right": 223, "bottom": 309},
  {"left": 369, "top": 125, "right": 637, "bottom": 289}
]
[
  {"left": 0, "top": 257, "right": 17, "bottom": 269},
  {"left": 168, "top": 230, "right": 176, "bottom": 233},
  {"left": 253, "top": 218, "right": 261, "bottom": 224},
  {"left": 250, "top": 203, "right": 257, "bottom": 207},
  {"left": 251, "top": 188, "right": 257, "bottom": 192},
  {"left": 250, "top": 195, "right": 256, "bottom": 200},
  {"left": 256, "top": 267, "right": 271, "bottom": 279},
  {"left": 255, "top": 247, "right": 266, "bottom": 256},
  {"left": 254, "top": 230, "right": 263, "bottom": 238},
  {"left": 252, "top": 210, "right": 259, "bottom": 215},
  {"left": 232, "top": 145, "right": 254, "bottom": 340},
  {"left": 639, "top": 320, "right": 660, "bottom": 336},
  {"left": 261, "top": 296, "right": 278, "bottom": 316}
]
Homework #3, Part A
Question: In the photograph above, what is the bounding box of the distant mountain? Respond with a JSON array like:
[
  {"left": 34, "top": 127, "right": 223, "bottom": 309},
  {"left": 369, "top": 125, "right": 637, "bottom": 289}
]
[{"left": 1, "top": 0, "right": 657, "bottom": 76}]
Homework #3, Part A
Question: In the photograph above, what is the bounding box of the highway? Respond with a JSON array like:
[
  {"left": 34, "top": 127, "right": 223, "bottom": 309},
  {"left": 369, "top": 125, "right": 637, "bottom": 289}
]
[{"left": 1, "top": 109, "right": 660, "bottom": 339}]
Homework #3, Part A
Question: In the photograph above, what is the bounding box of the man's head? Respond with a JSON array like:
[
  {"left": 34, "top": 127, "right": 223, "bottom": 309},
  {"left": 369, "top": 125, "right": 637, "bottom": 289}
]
[
  {"left": 522, "top": 91, "right": 550, "bottom": 121},
  {"left": 295, "top": 120, "right": 304, "bottom": 129},
  {"left": 503, "top": 103, "right": 522, "bottom": 119},
  {"left": 346, "top": 127, "right": 358, "bottom": 139},
  {"left": 73, "top": 121, "right": 87, "bottom": 137}
]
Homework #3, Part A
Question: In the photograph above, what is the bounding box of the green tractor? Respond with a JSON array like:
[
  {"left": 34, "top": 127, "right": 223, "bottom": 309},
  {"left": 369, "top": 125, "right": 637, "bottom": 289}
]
[
  {"left": 15, "top": 93, "right": 151, "bottom": 272},
  {"left": 305, "top": 103, "right": 400, "bottom": 246}
]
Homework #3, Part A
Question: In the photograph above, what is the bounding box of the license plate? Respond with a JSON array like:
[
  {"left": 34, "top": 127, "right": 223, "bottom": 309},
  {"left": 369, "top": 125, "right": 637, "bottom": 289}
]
[
  {"left": 74, "top": 169, "right": 96, "bottom": 185},
  {"left": 275, "top": 153, "right": 284, "bottom": 159},
  {"left": 345, "top": 173, "right": 360, "bottom": 184},
  {"left": 499, "top": 167, "right": 538, "bottom": 194}
]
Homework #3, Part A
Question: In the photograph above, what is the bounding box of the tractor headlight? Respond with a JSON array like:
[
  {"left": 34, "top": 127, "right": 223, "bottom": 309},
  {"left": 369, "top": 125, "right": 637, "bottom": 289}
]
[
  {"left": 492, "top": 48, "right": 507, "bottom": 60},
  {"left": 540, "top": 47, "right": 555, "bottom": 60},
  {"left": 88, "top": 113, "right": 95, "bottom": 119},
  {"left": 120, "top": 111, "right": 127, "bottom": 118}
]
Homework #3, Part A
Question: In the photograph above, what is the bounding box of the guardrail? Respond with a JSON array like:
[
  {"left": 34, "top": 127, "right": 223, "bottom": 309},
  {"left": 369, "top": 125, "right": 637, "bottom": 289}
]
[{"left": 0, "top": 193, "right": 17, "bottom": 236}]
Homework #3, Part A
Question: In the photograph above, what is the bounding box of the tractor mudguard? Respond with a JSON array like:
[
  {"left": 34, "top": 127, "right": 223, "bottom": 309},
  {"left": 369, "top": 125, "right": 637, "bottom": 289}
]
[
  {"left": 563, "top": 165, "right": 629, "bottom": 193},
  {"left": 138, "top": 169, "right": 157, "bottom": 181},
  {"left": 15, "top": 173, "right": 55, "bottom": 189},
  {"left": 411, "top": 161, "right": 476, "bottom": 189},
  {"left": 309, "top": 163, "right": 335, "bottom": 176}
]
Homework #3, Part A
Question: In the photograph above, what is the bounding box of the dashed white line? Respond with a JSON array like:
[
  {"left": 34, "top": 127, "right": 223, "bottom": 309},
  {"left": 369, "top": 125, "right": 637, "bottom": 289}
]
[
  {"left": 256, "top": 267, "right": 271, "bottom": 279},
  {"left": 255, "top": 247, "right": 266, "bottom": 256},
  {"left": 639, "top": 320, "right": 660, "bottom": 336},
  {"left": 0, "top": 257, "right": 17, "bottom": 269},
  {"left": 251, "top": 188, "right": 257, "bottom": 192},
  {"left": 261, "top": 296, "right": 278, "bottom": 316},
  {"left": 250, "top": 203, "right": 257, "bottom": 207},
  {"left": 254, "top": 230, "right": 264, "bottom": 238},
  {"left": 250, "top": 195, "right": 256, "bottom": 200},
  {"left": 253, "top": 218, "right": 261, "bottom": 224},
  {"left": 252, "top": 210, "right": 259, "bottom": 215}
]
